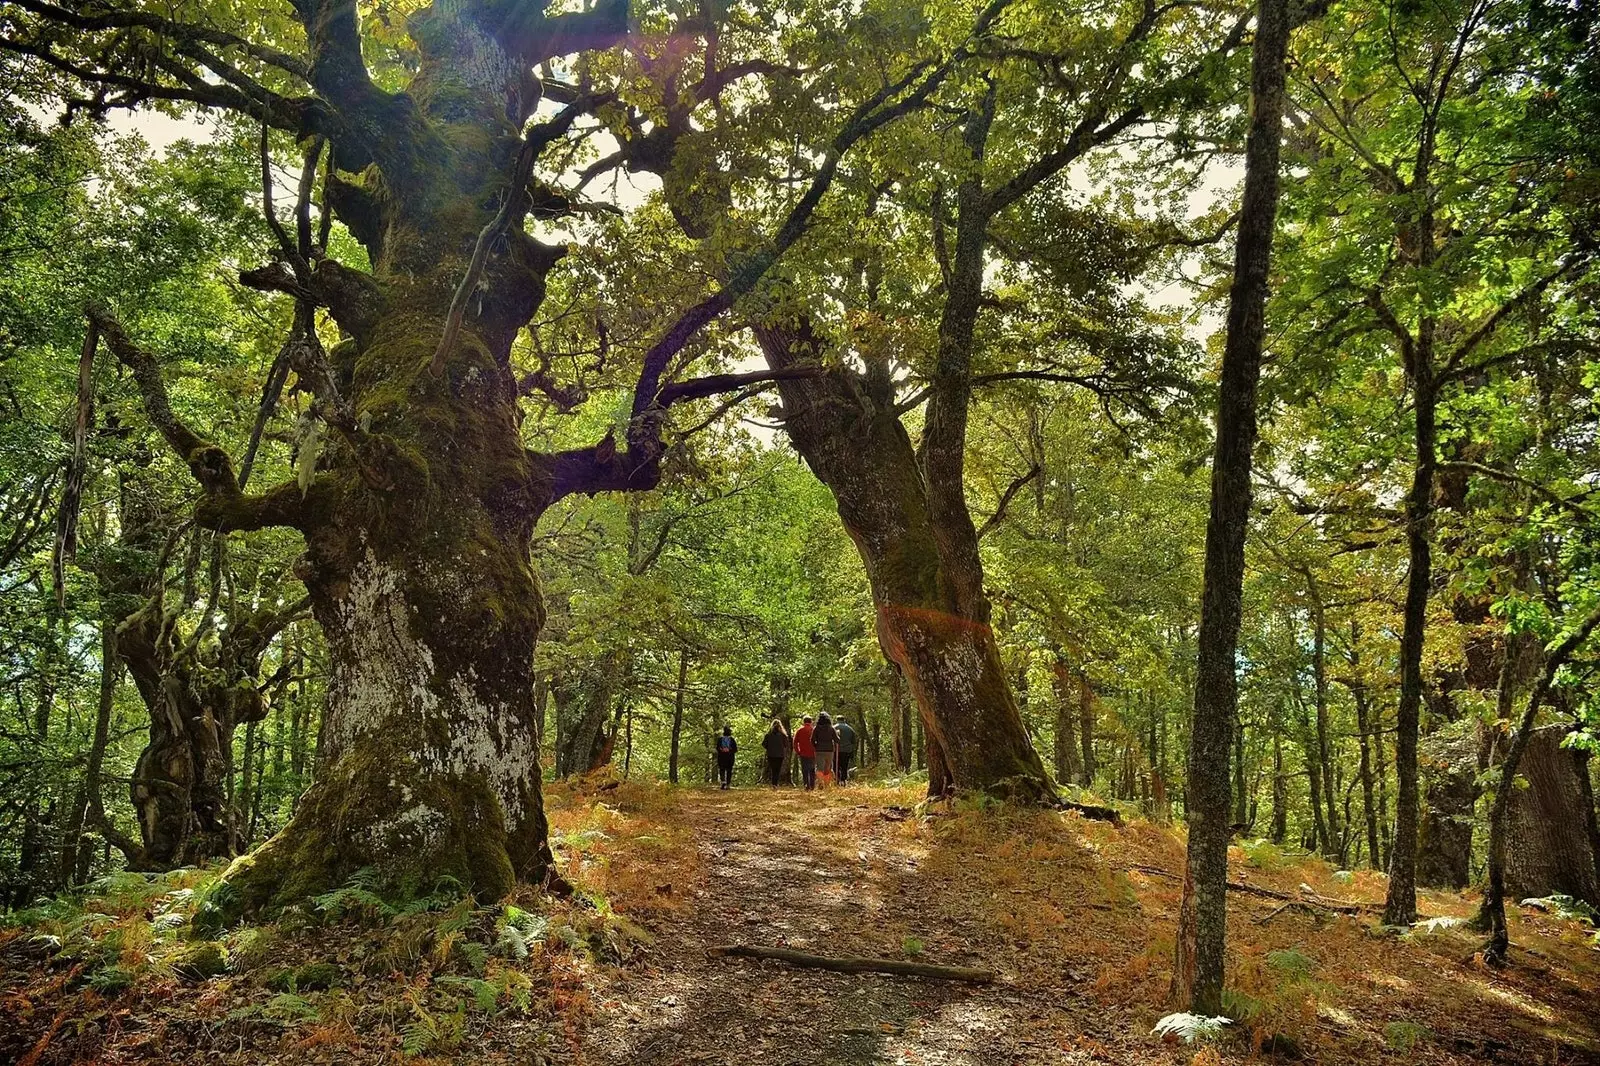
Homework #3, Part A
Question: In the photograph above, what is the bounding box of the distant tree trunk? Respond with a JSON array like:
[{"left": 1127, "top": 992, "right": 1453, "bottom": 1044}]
[
  {"left": 1372, "top": 705, "right": 1392, "bottom": 867},
  {"left": 64, "top": 622, "right": 125, "bottom": 886},
  {"left": 771, "top": 670, "right": 794, "bottom": 783},
  {"left": 1299, "top": 695, "right": 1327, "bottom": 854},
  {"left": 1232, "top": 710, "right": 1248, "bottom": 828},
  {"left": 1051, "top": 656, "right": 1082, "bottom": 786},
  {"left": 914, "top": 707, "right": 926, "bottom": 770},
  {"left": 1415, "top": 719, "right": 1480, "bottom": 890},
  {"left": 669, "top": 649, "right": 689, "bottom": 785},
  {"left": 1078, "top": 671, "right": 1095, "bottom": 787},
  {"left": 533, "top": 672, "right": 548, "bottom": 753},
  {"left": 555, "top": 656, "right": 620, "bottom": 778},
  {"left": 622, "top": 704, "right": 633, "bottom": 780},
  {"left": 889, "top": 664, "right": 911, "bottom": 772},
  {"left": 1351, "top": 679, "right": 1381, "bottom": 870},
  {"left": 1173, "top": 0, "right": 1288, "bottom": 1014},
  {"left": 1311, "top": 599, "right": 1341, "bottom": 860},
  {"left": 239, "top": 719, "right": 258, "bottom": 845},
  {"left": 1270, "top": 730, "right": 1287, "bottom": 845},
  {"left": 927, "top": 729, "right": 953, "bottom": 798}
]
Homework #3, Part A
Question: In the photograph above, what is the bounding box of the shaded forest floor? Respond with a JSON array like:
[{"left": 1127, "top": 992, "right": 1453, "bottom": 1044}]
[{"left": 4, "top": 781, "right": 1600, "bottom": 1064}]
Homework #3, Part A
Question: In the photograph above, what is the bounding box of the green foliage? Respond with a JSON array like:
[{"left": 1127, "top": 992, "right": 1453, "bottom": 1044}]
[
  {"left": 1520, "top": 895, "right": 1600, "bottom": 925},
  {"left": 1264, "top": 949, "right": 1317, "bottom": 981},
  {"left": 1384, "top": 1021, "right": 1430, "bottom": 1052}
]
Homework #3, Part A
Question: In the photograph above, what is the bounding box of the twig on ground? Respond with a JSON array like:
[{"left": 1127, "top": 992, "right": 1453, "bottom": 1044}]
[{"left": 708, "top": 944, "right": 996, "bottom": 983}]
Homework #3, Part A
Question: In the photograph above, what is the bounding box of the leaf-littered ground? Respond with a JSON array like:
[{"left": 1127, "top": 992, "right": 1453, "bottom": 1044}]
[
  {"left": 571, "top": 781, "right": 1600, "bottom": 1066},
  {"left": 5, "top": 779, "right": 1600, "bottom": 1065}
]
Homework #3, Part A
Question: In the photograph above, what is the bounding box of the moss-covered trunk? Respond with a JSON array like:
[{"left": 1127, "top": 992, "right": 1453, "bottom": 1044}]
[
  {"left": 228, "top": 514, "right": 551, "bottom": 909},
  {"left": 219, "top": 8, "right": 572, "bottom": 908}
]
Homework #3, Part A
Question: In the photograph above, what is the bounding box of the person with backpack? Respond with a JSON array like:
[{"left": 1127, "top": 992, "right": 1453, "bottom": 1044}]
[
  {"left": 813, "top": 712, "right": 838, "bottom": 786},
  {"left": 793, "top": 716, "right": 817, "bottom": 790},
  {"left": 715, "top": 726, "right": 737, "bottom": 789},
  {"left": 761, "top": 719, "right": 790, "bottom": 786},
  {"left": 835, "top": 715, "right": 858, "bottom": 784}
]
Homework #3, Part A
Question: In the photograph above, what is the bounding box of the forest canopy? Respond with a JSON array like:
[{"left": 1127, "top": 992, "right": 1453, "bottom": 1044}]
[{"left": 1, "top": 0, "right": 1599, "bottom": 1058}]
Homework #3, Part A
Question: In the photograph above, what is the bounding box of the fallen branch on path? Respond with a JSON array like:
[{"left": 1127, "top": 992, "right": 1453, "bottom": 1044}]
[
  {"left": 1057, "top": 800, "right": 1122, "bottom": 825},
  {"left": 708, "top": 944, "right": 996, "bottom": 983},
  {"left": 1127, "top": 865, "right": 1379, "bottom": 916}
]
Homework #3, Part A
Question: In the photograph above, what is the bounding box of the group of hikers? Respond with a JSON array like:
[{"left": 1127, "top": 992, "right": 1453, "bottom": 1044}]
[{"left": 711, "top": 713, "right": 859, "bottom": 789}]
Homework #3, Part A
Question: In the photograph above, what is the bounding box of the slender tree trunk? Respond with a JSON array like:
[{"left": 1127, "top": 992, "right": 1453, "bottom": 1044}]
[
  {"left": 1385, "top": 373, "right": 1435, "bottom": 925},
  {"left": 669, "top": 649, "right": 688, "bottom": 785},
  {"left": 771, "top": 671, "right": 794, "bottom": 783},
  {"left": 1311, "top": 600, "right": 1341, "bottom": 859},
  {"left": 1299, "top": 693, "right": 1327, "bottom": 854},
  {"left": 623, "top": 704, "right": 633, "bottom": 780},
  {"left": 239, "top": 718, "right": 257, "bottom": 846},
  {"left": 1270, "top": 730, "right": 1287, "bottom": 844},
  {"left": 889, "top": 664, "right": 910, "bottom": 771},
  {"left": 1078, "top": 671, "right": 1096, "bottom": 788},
  {"left": 1232, "top": 709, "right": 1248, "bottom": 827},
  {"left": 1051, "top": 656, "right": 1082, "bottom": 786},
  {"left": 66, "top": 622, "right": 126, "bottom": 884},
  {"left": 1172, "top": 0, "right": 1289, "bottom": 1013},
  {"left": 533, "top": 672, "right": 548, "bottom": 754},
  {"left": 914, "top": 707, "right": 925, "bottom": 770},
  {"left": 1352, "top": 680, "right": 1381, "bottom": 870}
]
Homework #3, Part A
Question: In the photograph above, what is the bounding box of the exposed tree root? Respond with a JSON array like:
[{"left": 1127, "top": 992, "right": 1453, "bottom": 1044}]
[{"left": 708, "top": 943, "right": 996, "bottom": 983}]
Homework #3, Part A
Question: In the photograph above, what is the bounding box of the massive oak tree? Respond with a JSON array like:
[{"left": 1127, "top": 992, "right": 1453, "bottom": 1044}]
[{"left": 1, "top": 0, "right": 962, "bottom": 908}]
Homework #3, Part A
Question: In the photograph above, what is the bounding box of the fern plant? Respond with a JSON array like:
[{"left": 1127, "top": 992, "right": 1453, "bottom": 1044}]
[{"left": 1151, "top": 1013, "right": 1231, "bottom": 1044}]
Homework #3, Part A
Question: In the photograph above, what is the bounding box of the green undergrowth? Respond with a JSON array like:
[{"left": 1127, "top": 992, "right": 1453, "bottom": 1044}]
[{"left": 1, "top": 861, "right": 652, "bottom": 1060}]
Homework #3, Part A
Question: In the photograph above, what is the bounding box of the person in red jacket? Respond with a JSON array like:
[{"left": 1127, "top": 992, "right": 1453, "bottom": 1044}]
[{"left": 793, "top": 715, "right": 817, "bottom": 791}]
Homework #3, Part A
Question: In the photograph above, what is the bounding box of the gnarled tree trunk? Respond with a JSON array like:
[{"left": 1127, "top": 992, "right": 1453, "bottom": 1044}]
[{"left": 756, "top": 319, "right": 1051, "bottom": 802}]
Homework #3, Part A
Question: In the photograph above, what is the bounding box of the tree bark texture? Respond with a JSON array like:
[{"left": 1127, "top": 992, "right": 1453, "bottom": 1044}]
[
  {"left": 1504, "top": 725, "right": 1600, "bottom": 908},
  {"left": 1414, "top": 718, "right": 1480, "bottom": 890},
  {"left": 1172, "top": 0, "right": 1289, "bottom": 1014},
  {"left": 755, "top": 318, "right": 1052, "bottom": 803}
]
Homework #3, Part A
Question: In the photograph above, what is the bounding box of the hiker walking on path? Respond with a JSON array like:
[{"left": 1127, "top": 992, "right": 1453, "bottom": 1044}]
[
  {"left": 836, "top": 715, "right": 858, "bottom": 784},
  {"left": 794, "top": 716, "right": 817, "bottom": 790},
  {"left": 814, "top": 712, "right": 838, "bottom": 786},
  {"left": 762, "top": 719, "right": 790, "bottom": 786},
  {"left": 715, "top": 726, "right": 738, "bottom": 789}
]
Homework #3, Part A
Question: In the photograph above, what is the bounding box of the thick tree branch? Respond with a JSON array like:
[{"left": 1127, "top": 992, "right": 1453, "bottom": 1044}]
[
  {"left": 7, "top": 0, "right": 311, "bottom": 78},
  {"left": 86, "top": 307, "right": 315, "bottom": 532}
]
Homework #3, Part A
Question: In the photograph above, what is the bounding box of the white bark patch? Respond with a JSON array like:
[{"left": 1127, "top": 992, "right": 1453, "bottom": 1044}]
[
  {"left": 327, "top": 550, "right": 537, "bottom": 828},
  {"left": 432, "top": 0, "right": 518, "bottom": 96},
  {"left": 368, "top": 803, "right": 449, "bottom": 855}
]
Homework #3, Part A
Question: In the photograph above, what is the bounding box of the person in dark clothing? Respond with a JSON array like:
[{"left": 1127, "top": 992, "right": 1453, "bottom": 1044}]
[
  {"left": 762, "top": 719, "right": 790, "bottom": 786},
  {"left": 715, "top": 726, "right": 737, "bottom": 789},
  {"left": 794, "top": 716, "right": 817, "bottom": 790},
  {"left": 836, "top": 716, "right": 858, "bottom": 784},
  {"left": 813, "top": 712, "right": 838, "bottom": 784}
]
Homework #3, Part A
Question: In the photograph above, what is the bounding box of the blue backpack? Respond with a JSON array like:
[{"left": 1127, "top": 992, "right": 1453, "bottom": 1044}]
[{"left": 717, "top": 736, "right": 734, "bottom": 754}]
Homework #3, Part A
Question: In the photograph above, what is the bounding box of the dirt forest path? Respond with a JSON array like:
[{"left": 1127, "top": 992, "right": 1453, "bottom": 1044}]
[{"left": 579, "top": 788, "right": 1138, "bottom": 1066}]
